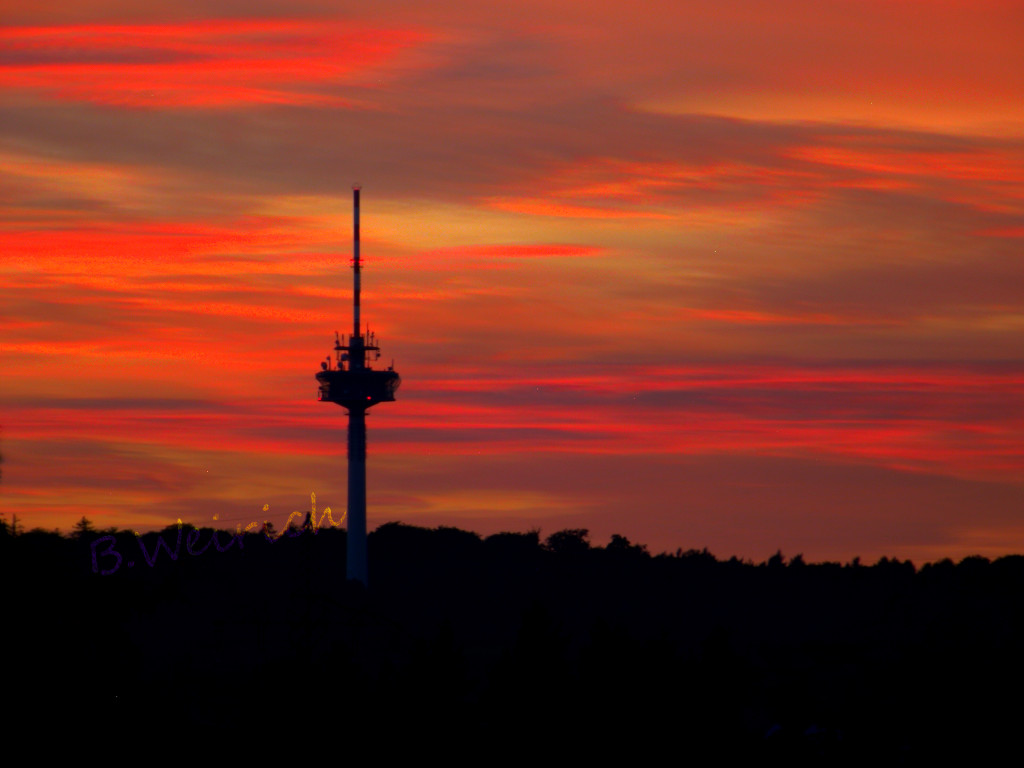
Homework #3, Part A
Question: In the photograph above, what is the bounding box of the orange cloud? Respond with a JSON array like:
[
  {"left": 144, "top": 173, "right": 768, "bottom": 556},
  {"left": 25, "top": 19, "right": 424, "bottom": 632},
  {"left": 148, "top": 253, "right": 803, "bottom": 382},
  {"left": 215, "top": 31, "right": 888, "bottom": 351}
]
[
  {"left": 414, "top": 243, "right": 603, "bottom": 269},
  {"left": 483, "top": 158, "right": 814, "bottom": 220},
  {"left": 678, "top": 308, "right": 859, "bottom": 327},
  {"left": 789, "top": 144, "right": 1024, "bottom": 186}
]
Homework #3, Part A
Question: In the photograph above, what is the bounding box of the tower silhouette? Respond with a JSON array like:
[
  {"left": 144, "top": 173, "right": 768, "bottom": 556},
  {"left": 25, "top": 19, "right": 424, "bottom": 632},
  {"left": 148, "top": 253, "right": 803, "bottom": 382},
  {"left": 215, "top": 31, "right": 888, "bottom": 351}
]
[{"left": 315, "top": 187, "right": 400, "bottom": 584}]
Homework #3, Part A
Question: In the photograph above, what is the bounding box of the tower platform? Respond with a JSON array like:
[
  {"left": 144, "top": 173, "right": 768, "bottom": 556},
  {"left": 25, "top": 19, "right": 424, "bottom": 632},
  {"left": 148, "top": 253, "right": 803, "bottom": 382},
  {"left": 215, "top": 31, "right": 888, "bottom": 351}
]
[{"left": 316, "top": 367, "right": 400, "bottom": 409}]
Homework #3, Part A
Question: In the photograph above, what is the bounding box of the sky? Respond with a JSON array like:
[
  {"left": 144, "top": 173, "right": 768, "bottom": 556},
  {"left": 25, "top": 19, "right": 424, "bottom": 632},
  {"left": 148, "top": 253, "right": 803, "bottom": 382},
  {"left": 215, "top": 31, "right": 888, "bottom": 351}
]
[{"left": 2, "top": 0, "right": 1023, "bottom": 564}]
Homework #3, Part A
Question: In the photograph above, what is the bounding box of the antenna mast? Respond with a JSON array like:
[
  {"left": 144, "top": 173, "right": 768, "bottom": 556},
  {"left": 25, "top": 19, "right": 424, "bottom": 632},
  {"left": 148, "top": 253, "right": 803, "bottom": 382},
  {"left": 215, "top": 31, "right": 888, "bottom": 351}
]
[{"left": 352, "top": 185, "right": 361, "bottom": 340}]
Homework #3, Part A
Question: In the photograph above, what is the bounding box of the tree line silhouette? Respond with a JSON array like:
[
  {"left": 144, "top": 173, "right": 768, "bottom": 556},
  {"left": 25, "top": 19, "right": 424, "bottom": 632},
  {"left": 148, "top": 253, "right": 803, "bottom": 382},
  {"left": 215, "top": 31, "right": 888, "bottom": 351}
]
[{"left": 3, "top": 515, "right": 1023, "bottom": 760}]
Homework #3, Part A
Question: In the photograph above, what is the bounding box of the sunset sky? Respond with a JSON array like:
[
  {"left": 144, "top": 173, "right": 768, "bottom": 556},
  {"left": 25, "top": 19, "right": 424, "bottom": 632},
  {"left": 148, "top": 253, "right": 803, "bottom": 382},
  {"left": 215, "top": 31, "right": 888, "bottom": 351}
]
[{"left": 2, "top": 0, "right": 1022, "bottom": 564}]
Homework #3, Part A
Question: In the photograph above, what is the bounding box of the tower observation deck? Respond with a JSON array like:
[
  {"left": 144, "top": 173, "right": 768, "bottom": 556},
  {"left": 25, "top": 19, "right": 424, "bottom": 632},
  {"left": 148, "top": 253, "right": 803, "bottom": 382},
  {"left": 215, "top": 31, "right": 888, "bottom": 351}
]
[{"left": 315, "top": 187, "right": 400, "bottom": 584}]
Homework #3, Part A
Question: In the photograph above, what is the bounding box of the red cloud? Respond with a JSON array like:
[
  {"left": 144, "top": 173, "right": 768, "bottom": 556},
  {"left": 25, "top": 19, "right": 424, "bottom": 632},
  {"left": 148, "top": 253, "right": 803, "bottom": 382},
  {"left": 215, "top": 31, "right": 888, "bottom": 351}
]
[{"left": 0, "top": 19, "right": 430, "bottom": 108}]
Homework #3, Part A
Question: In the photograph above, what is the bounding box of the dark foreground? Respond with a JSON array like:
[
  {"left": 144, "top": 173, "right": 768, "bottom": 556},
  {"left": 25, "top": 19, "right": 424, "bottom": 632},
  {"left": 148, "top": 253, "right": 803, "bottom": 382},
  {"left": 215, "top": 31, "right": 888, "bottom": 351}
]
[{"left": 5, "top": 522, "right": 1023, "bottom": 760}]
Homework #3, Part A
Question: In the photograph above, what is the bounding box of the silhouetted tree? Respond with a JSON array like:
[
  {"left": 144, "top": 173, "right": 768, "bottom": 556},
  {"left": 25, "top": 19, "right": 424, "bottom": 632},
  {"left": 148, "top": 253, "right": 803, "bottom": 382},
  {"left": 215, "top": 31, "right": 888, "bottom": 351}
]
[
  {"left": 606, "top": 533, "right": 648, "bottom": 554},
  {"left": 484, "top": 529, "right": 540, "bottom": 558},
  {"left": 544, "top": 528, "right": 590, "bottom": 555},
  {"left": 605, "top": 534, "right": 649, "bottom": 564},
  {"left": 677, "top": 546, "right": 717, "bottom": 564},
  {"left": 72, "top": 516, "right": 95, "bottom": 539}
]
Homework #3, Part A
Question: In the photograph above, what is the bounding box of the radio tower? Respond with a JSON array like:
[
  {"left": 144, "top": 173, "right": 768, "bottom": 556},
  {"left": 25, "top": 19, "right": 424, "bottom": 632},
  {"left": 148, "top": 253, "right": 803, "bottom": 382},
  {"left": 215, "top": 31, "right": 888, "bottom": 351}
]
[{"left": 315, "top": 187, "right": 400, "bottom": 584}]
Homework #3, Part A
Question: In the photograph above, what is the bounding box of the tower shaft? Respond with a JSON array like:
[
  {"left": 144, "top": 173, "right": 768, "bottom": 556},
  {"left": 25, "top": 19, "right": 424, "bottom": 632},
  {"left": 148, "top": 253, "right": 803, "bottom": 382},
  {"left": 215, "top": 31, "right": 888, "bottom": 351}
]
[{"left": 347, "top": 407, "right": 367, "bottom": 583}]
